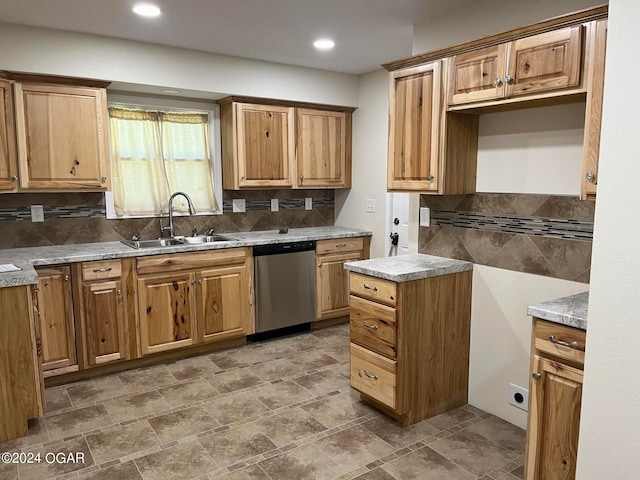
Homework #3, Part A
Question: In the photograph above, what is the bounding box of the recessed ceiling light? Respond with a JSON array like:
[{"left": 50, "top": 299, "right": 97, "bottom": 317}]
[
  {"left": 313, "top": 39, "right": 335, "bottom": 51},
  {"left": 133, "top": 3, "right": 161, "bottom": 17}
]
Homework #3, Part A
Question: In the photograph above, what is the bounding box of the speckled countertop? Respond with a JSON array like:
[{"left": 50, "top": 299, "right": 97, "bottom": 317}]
[
  {"left": 0, "top": 226, "right": 371, "bottom": 288},
  {"left": 344, "top": 253, "right": 473, "bottom": 283},
  {"left": 527, "top": 291, "right": 589, "bottom": 330}
]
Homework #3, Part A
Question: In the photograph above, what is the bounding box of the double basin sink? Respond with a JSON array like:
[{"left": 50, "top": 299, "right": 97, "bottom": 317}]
[{"left": 121, "top": 234, "right": 233, "bottom": 249}]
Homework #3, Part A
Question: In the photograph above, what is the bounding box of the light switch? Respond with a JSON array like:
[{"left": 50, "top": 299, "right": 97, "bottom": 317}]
[
  {"left": 419, "top": 207, "right": 430, "bottom": 227},
  {"left": 31, "top": 205, "right": 44, "bottom": 223},
  {"left": 305, "top": 198, "right": 313, "bottom": 210},
  {"left": 271, "top": 199, "right": 279, "bottom": 212},
  {"left": 232, "top": 199, "right": 246, "bottom": 213},
  {"left": 366, "top": 199, "right": 375, "bottom": 213}
]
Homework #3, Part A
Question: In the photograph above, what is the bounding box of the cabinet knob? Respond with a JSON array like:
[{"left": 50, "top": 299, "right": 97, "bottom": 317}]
[
  {"left": 240, "top": 176, "right": 245, "bottom": 181},
  {"left": 586, "top": 171, "right": 595, "bottom": 181},
  {"left": 532, "top": 373, "right": 540, "bottom": 381},
  {"left": 300, "top": 175, "right": 304, "bottom": 181},
  {"left": 64, "top": 275, "right": 69, "bottom": 281},
  {"left": 427, "top": 174, "right": 435, "bottom": 181},
  {"left": 116, "top": 289, "right": 122, "bottom": 295},
  {"left": 505, "top": 74, "right": 514, "bottom": 84},
  {"left": 198, "top": 279, "right": 203, "bottom": 285},
  {"left": 11, "top": 175, "right": 18, "bottom": 181},
  {"left": 494, "top": 78, "right": 503, "bottom": 87},
  {"left": 101, "top": 176, "right": 107, "bottom": 183}
]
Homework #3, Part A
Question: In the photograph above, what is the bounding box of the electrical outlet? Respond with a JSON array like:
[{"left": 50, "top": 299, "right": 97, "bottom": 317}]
[
  {"left": 271, "top": 199, "right": 279, "bottom": 212},
  {"left": 305, "top": 198, "right": 313, "bottom": 210},
  {"left": 509, "top": 383, "right": 529, "bottom": 411},
  {"left": 419, "top": 207, "right": 430, "bottom": 227},
  {"left": 232, "top": 199, "right": 246, "bottom": 213},
  {"left": 31, "top": 205, "right": 44, "bottom": 223},
  {"left": 366, "top": 199, "right": 376, "bottom": 213}
]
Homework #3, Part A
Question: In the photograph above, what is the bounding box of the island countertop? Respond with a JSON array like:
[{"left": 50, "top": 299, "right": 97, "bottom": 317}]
[
  {"left": 344, "top": 253, "right": 473, "bottom": 283},
  {"left": 527, "top": 291, "right": 589, "bottom": 330},
  {"left": 0, "top": 226, "right": 372, "bottom": 288}
]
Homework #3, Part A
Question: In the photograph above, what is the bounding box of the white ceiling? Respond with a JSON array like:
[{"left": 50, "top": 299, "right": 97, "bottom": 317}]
[{"left": 0, "top": 0, "right": 481, "bottom": 75}]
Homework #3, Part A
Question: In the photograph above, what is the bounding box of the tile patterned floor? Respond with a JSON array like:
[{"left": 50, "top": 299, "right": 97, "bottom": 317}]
[{"left": 0, "top": 324, "right": 526, "bottom": 480}]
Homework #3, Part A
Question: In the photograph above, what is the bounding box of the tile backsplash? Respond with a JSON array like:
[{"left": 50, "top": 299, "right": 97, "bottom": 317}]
[
  {"left": 419, "top": 193, "right": 594, "bottom": 283},
  {"left": 0, "top": 190, "right": 334, "bottom": 249}
]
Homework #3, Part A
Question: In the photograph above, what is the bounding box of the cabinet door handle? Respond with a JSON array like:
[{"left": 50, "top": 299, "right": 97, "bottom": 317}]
[
  {"left": 335, "top": 243, "right": 347, "bottom": 248},
  {"left": 363, "top": 322, "right": 379, "bottom": 330},
  {"left": 363, "top": 370, "right": 378, "bottom": 380},
  {"left": 93, "top": 267, "right": 112, "bottom": 273},
  {"left": 363, "top": 284, "right": 378, "bottom": 292},
  {"left": 548, "top": 335, "right": 580, "bottom": 350}
]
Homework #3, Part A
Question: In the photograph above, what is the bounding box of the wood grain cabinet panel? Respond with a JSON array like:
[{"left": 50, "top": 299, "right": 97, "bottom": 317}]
[
  {"left": 33, "top": 266, "right": 78, "bottom": 375},
  {"left": 0, "top": 78, "right": 18, "bottom": 191},
  {"left": 14, "top": 83, "right": 110, "bottom": 190},
  {"left": 450, "top": 44, "right": 508, "bottom": 105},
  {"left": 296, "top": 108, "right": 350, "bottom": 188}
]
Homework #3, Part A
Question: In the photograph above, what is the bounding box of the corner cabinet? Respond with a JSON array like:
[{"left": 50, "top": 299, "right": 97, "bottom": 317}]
[
  {"left": 0, "top": 78, "right": 18, "bottom": 191},
  {"left": 348, "top": 267, "right": 472, "bottom": 425}
]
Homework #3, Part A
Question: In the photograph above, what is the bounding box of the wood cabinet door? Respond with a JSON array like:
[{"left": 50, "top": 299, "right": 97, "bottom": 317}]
[
  {"left": 449, "top": 44, "right": 508, "bottom": 105},
  {"left": 507, "top": 26, "right": 583, "bottom": 98},
  {"left": 296, "top": 108, "right": 349, "bottom": 188},
  {"left": 34, "top": 266, "right": 77, "bottom": 372},
  {"left": 387, "top": 62, "right": 441, "bottom": 192},
  {"left": 527, "top": 355, "right": 583, "bottom": 480},
  {"left": 14, "top": 84, "right": 109, "bottom": 190},
  {"left": 0, "top": 79, "right": 18, "bottom": 191},
  {"left": 82, "top": 280, "right": 127, "bottom": 366},
  {"left": 196, "top": 265, "right": 250, "bottom": 343},
  {"left": 236, "top": 103, "right": 294, "bottom": 188},
  {"left": 138, "top": 272, "right": 196, "bottom": 355},
  {"left": 316, "top": 251, "right": 363, "bottom": 320},
  {"left": 581, "top": 19, "right": 607, "bottom": 200}
]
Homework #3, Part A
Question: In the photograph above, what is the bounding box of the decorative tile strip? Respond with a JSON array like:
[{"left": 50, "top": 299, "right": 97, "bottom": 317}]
[
  {"left": 431, "top": 210, "right": 593, "bottom": 241},
  {"left": 222, "top": 197, "right": 334, "bottom": 213},
  {"left": 0, "top": 205, "right": 107, "bottom": 221}
]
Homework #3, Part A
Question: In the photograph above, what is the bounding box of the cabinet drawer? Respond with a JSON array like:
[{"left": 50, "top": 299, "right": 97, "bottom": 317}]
[
  {"left": 316, "top": 237, "right": 364, "bottom": 255},
  {"left": 534, "top": 319, "right": 586, "bottom": 365},
  {"left": 350, "top": 343, "right": 396, "bottom": 409},
  {"left": 137, "top": 248, "right": 247, "bottom": 275},
  {"left": 82, "top": 260, "right": 122, "bottom": 281},
  {"left": 350, "top": 273, "right": 396, "bottom": 306},
  {"left": 350, "top": 295, "right": 397, "bottom": 359}
]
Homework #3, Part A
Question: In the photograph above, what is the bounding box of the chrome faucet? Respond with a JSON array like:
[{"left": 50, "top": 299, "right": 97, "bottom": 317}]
[{"left": 161, "top": 192, "right": 196, "bottom": 238}]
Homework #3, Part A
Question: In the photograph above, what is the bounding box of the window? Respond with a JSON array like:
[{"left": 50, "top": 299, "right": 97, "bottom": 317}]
[{"left": 106, "top": 96, "right": 222, "bottom": 218}]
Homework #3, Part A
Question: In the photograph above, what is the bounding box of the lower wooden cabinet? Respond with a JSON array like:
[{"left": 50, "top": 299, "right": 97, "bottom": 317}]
[
  {"left": 33, "top": 266, "right": 78, "bottom": 376},
  {"left": 315, "top": 237, "right": 369, "bottom": 321},
  {"left": 526, "top": 319, "right": 586, "bottom": 480}
]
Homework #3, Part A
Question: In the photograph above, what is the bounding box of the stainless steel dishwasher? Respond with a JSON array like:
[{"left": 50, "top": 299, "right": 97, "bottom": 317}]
[{"left": 253, "top": 240, "right": 316, "bottom": 337}]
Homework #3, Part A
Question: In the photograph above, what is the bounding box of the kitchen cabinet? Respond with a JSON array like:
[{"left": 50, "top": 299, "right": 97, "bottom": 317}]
[
  {"left": 296, "top": 108, "right": 351, "bottom": 188},
  {"left": 221, "top": 100, "right": 295, "bottom": 189},
  {"left": 72, "top": 260, "right": 129, "bottom": 367},
  {"left": 0, "top": 285, "right": 43, "bottom": 442},
  {"left": 0, "top": 78, "right": 18, "bottom": 191},
  {"left": 315, "top": 237, "right": 368, "bottom": 321},
  {"left": 348, "top": 269, "right": 472, "bottom": 425},
  {"left": 526, "top": 319, "right": 586, "bottom": 480},
  {"left": 449, "top": 26, "right": 583, "bottom": 106},
  {"left": 33, "top": 266, "right": 78, "bottom": 377},
  {"left": 13, "top": 80, "right": 110, "bottom": 191},
  {"left": 137, "top": 248, "right": 253, "bottom": 355},
  {"left": 581, "top": 19, "right": 607, "bottom": 200}
]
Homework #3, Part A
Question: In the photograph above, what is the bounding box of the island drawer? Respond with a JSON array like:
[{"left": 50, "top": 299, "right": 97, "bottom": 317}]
[
  {"left": 350, "top": 273, "right": 396, "bottom": 306},
  {"left": 350, "top": 342, "right": 396, "bottom": 409},
  {"left": 349, "top": 295, "right": 397, "bottom": 359},
  {"left": 82, "top": 260, "right": 122, "bottom": 281},
  {"left": 534, "top": 319, "right": 586, "bottom": 365}
]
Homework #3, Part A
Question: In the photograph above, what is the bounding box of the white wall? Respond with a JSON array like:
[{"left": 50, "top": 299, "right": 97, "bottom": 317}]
[
  {"left": 470, "top": 266, "right": 588, "bottom": 428},
  {"left": 0, "top": 23, "right": 358, "bottom": 107},
  {"left": 577, "top": 0, "right": 640, "bottom": 476},
  {"left": 334, "top": 69, "right": 388, "bottom": 258},
  {"left": 412, "top": 0, "right": 602, "bottom": 426}
]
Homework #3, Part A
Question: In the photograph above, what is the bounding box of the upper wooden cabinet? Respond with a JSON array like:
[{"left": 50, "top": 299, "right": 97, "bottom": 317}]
[
  {"left": 220, "top": 97, "right": 354, "bottom": 190},
  {"left": 0, "top": 79, "right": 18, "bottom": 191},
  {"left": 296, "top": 108, "right": 351, "bottom": 188},
  {"left": 13, "top": 82, "right": 110, "bottom": 191},
  {"left": 450, "top": 26, "right": 583, "bottom": 106}
]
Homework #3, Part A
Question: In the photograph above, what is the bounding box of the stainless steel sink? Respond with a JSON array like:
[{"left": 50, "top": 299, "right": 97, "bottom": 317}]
[
  {"left": 120, "top": 238, "right": 186, "bottom": 249},
  {"left": 175, "top": 235, "right": 232, "bottom": 244}
]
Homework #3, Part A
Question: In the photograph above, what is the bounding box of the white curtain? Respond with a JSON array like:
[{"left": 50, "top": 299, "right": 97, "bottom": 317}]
[{"left": 109, "top": 108, "right": 218, "bottom": 216}]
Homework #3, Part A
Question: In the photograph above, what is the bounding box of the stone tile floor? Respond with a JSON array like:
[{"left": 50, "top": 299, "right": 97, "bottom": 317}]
[{"left": 0, "top": 324, "right": 526, "bottom": 480}]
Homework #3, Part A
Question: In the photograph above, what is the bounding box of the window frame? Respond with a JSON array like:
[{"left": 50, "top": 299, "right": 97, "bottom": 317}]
[{"left": 106, "top": 93, "right": 223, "bottom": 219}]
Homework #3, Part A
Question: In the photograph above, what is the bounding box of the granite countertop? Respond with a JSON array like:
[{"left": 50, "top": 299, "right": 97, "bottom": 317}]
[
  {"left": 527, "top": 291, "right": 589, "bottom": 330},
  {"left": 0, "top": 226, "right": 372, "bottom": 288},
  {"left": 344, "top": 253, "right": 473, "bottom": 283}
]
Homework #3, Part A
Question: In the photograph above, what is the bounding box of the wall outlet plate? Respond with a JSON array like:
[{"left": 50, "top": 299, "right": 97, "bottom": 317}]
[
  {"left": 419, "top": 207, "right": 430, "bottom": 227},
  {"left": 232, "top": 199, "right": 246, "bottom": 213},
  {"left": 509, "top": 383, "right": 529, "bottom": 411},
  {"left": 305, "top": 198, "right": 313, "bottom": 210},
  {"left": 271, "top": 199, "right": 279, "bottom": 212},
  {"left": 366, "top": 199, "right": 376, "bottom": 213},
  {"left": 31, "top": 205, "right": 44, "bottom": 223}
]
